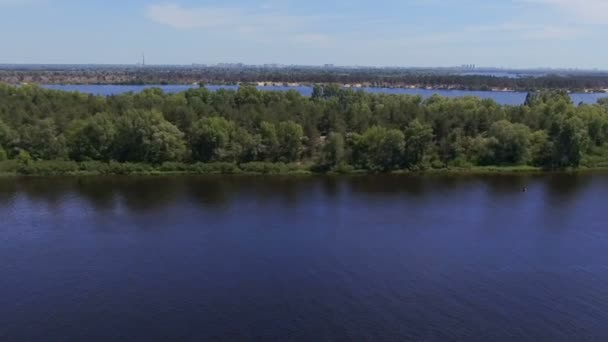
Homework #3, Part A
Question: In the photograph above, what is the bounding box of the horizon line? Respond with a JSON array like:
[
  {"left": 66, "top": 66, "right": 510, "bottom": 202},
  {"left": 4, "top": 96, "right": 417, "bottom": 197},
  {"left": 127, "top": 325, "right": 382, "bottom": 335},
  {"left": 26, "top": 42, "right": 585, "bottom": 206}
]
[{"left": 1, "top": 63, "right": 607, "bottom": 72}]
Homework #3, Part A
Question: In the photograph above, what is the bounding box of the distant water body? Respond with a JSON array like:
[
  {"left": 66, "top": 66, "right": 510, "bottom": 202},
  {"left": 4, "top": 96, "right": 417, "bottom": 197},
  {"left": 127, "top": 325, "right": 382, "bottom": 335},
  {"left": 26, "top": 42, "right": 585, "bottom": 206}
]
[{"left": 41, "top": 84, "right": 608, "bottom": 105}]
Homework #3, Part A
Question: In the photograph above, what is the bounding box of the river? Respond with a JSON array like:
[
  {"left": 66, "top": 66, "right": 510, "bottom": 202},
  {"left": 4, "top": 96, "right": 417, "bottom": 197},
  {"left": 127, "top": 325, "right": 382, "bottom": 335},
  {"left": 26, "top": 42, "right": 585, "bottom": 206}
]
[
  {"left": 2, "top": 174, "right": 608, "bottom": 341},
  {"left": 40, "top": 84, "right": 608, "bottom": 106}
]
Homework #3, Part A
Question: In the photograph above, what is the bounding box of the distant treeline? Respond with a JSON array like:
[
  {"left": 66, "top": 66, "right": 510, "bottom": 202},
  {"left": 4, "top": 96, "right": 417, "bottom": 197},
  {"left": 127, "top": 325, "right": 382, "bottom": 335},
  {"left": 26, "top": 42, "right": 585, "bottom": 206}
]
[
  {"left": 1, "top": 83, "right": 608, "bottom": 174},
  {"left": 2, "top": 67, "right": 608, "bottom": 91}
]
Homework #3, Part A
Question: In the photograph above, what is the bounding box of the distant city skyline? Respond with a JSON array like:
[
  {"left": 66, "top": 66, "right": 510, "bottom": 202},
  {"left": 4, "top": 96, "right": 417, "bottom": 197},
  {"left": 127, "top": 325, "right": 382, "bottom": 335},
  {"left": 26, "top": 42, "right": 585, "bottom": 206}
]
[
  {"left": 2, "top": 62, "right": 607, "bottom": 73},
  {"left": 1, "top": 0, "right": 607, "bottom": 69}
]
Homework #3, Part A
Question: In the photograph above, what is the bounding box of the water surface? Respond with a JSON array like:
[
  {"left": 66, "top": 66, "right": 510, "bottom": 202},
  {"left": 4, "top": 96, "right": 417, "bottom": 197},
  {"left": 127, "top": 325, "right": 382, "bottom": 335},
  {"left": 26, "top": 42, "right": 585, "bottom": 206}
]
[
  {"left": 2, "top": 174, "right": 608, "bottom": 341},
  {"left": 40, "top": 84, "right": 608, "bottom": 105}
]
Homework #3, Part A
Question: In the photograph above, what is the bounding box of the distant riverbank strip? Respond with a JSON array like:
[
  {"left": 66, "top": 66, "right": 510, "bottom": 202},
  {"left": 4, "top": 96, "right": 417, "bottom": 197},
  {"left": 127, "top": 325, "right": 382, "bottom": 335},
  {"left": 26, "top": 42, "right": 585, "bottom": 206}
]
[
  {"left": 3, "top": 65, "right": 608, "bottom": 93},
  {"left": 21, "top": 82, "right": 608, "bottom": 94}
]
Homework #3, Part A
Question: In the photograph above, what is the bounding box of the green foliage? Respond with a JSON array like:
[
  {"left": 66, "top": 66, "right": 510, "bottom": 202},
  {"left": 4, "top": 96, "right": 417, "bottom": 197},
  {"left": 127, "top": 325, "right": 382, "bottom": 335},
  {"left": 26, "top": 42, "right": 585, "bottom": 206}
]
[
  {"left": 16, "top": 160, "right": 80, "bottom": 176},
  {"left": 190, "top": 117, "right": 238, "bottom": 162},
  {"left": 354, "top": 126, "right": 405, "bottom": 171},
  {"left": 19, "top": 119, "right": 67, "bottom": 160},
  {"left": 113, "top": 110, "right": 186, "bottom": 163},
  {"left": 0, "top": 146, "right": 7, "bottom": 161},
  {"left": 549, "top": 116, "right": 589, "bottom": 168},
  {"left": 529, "top": 131, "right": 553, "bottom": 167},
  {"left": 276, "top": 121, "right": 304, "bottom": 162},
  {"left": 240, "top": 162, "right": 289, "bottom": 174},
  {"left": 67, "top": 113, "right": 117, "bottom": 161},
  {"left": 404, "top": 119, "right": 434, "bottom": 167},
  {"left": 486, "top": 120, "right": 531, "bottom": 165},
  {"left": 189, "top": 162, "right": 240, "bottom": 174},
  {"left": 0, "top": 119, "right": 17, "bottom": 155},
  {"left": 0, "top": 84, "right": 607, "bottom": 173},
  {"left": 320, "top": 132, "right": 346, "bottom": 169},
  {"left": 259, "top": 121, "right": 279, "bottom": 161},
  {"left": 16, "top": 150, "right": 32, "bottom": 164}
]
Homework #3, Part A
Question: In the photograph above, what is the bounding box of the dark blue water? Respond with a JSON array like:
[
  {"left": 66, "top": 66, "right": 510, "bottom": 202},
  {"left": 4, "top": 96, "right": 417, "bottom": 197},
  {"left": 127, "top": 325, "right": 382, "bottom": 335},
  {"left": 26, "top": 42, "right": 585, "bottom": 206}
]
[
  {"left": 41, "top": 84, "right": 608, "bottom": 105},
  {"left": 2, "top": 174, "right": 608, "bottom": 341}
]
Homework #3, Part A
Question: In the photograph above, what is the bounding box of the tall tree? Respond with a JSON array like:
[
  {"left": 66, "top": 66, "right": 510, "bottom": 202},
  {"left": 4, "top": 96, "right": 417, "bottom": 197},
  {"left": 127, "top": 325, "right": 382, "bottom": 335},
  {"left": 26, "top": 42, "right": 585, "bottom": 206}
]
[
  {"left": 276, "top": 121, "right": 304, "bottom": 162},
  {"left": 114, "top": 110, "right": 186, "bottom": 163}
]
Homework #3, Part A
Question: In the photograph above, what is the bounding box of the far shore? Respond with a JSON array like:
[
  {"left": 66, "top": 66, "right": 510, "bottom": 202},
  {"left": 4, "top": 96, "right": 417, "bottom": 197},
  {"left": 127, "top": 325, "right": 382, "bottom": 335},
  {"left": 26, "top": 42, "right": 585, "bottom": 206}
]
[{"left": 11, "top": 82, "right": 608, "bottom": 94}]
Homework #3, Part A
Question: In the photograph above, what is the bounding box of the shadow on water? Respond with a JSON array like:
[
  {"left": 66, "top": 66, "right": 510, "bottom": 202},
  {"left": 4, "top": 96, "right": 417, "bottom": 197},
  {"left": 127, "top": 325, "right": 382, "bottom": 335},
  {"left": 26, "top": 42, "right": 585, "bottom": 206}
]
[
  {"left": 543, "top": 173, "right": 593, "bottom": 205},
  {"left": 342, "top": 174, "right": 531, "bottom": 199},
  {"left": 13, "top": 178, "right": 75, "bottom": 208},
  {"left": 4, "top": 176, "right": 334, "bottom": 213},
  {"left": 0, "top": 180, "right": 18, "bottom": 203},
  {"left": 2, "top": 177, "right": 185, "bottom": 213},
  {"left": 0, "top": 173, "right": 602, "bottom": 215},
  {"left": 343, "top": 174, "right": 453, "bottom": 198}
]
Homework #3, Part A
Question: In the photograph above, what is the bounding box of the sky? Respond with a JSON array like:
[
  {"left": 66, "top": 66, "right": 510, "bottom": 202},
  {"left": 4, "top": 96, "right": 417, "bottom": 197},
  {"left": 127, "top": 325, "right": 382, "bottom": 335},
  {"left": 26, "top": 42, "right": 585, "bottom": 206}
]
[{"left": 0, "top": 0, "right": 606, "bottom": 68}]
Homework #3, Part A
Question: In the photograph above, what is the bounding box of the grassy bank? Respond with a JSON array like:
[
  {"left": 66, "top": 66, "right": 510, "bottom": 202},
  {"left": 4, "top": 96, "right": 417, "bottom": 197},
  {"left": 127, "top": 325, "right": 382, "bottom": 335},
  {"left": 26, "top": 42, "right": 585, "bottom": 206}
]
[
  {"left": 0, "top": 161, "right": 313, "bottom": 177},
  {"left": 2, "top": 160, "right": 608, "bottom": 177}
]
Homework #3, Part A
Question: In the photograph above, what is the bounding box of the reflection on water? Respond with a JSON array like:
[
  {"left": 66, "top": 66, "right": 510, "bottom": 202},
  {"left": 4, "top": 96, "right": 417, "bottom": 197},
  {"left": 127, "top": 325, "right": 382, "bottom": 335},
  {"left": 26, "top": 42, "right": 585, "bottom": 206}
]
[{"left": 1, "top": 174, "right": 608, "bottom": 341}]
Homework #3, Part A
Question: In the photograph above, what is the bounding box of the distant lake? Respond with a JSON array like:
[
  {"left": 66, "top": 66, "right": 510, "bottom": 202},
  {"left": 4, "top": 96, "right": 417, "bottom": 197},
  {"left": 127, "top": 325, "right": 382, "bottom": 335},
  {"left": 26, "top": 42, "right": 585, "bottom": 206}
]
[
  {"left": 457, "top": 71, "right": 531, "bottom": 78},
  {"left": 3, "top": 174, "right": 608, "bottom": 341},
  {"left": 41, "top": 84, "right": 608, "bottom": 106}
]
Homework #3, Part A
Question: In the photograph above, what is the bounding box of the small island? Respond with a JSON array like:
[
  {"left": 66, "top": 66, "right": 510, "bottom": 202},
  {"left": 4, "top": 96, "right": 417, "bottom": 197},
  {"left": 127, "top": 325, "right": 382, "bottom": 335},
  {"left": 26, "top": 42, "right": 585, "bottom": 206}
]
[{"left": 0, "top": 83, "right": 607, "bottom": 176}]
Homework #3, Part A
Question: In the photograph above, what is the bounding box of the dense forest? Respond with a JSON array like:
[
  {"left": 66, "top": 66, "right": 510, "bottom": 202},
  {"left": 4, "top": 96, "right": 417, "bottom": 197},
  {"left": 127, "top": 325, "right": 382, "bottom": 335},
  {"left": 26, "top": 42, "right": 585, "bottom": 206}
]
[
  {"left": 0, "top": 83, "right": 608, "bottom": 175},
  {"left": 2, "top": 67, "right": 608, "bottom": 91}
]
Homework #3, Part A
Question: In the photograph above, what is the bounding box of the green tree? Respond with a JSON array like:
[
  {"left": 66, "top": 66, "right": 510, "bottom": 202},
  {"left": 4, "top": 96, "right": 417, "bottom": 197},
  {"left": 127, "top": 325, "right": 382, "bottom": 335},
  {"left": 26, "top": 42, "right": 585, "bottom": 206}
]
[
  {"left": 19, "top": 119, "right": 67, "bottom": 160},
  {"left": 487, "top": 120, "right": 531, "bottom": 164},
  {"left": 67, "top": 113, "right": 117, "bottom": 161},
  {"left": 550, "top": 116, "right": 589, "bottom": 167},
  {"left": 190, "top": 117, "right": 236, "bottom": 162},
  {"left": 16, "top": 150, "right": 33, "bottom": 166},
  {"left": 469, "top": 135, "right": 498, "bottom": 166},
  {"left": 259, "top": 121, "right": 279, "bottom": 161},
  {"left": 577, "top": 105, "right": 608, "bottom": 146},
  {"left": 114, "top": 110, "right": 186, "bottom": 163},
  {"left": 529, "top": 130, "right": 553, "bottom": 167},
  {"left": 0, "top": 119, "right": 17, "bottom": 154},
  {"left": 354, "top": 126, "right": 405, "bottom": 171},
  {"left": 599, "top": 98, "right": 608, "bottom": 110},
  {"left": 404, "top": 119, "right": 434, "bottom": 167},
  {"left": 232, "top": 127, "right": 261, "bottom": 163},
  {"left": 320, "top": 132, "right": 346, "bottom": 168},
  {"left": 276, "top": 121, "right": 304, "bottom": 162}
]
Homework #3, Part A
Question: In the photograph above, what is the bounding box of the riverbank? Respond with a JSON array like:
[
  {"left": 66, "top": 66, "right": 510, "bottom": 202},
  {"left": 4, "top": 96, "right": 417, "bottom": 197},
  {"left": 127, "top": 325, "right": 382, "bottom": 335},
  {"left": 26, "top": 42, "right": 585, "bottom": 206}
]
[
  {"left": 3, "top": 65, "right": 608, "bottom": 93},
  {"left": 27, "top": 82, "right": 608, "bottom": 94},
  {"left": 2, "top": 160, "right": 607, "bottom": 177}
]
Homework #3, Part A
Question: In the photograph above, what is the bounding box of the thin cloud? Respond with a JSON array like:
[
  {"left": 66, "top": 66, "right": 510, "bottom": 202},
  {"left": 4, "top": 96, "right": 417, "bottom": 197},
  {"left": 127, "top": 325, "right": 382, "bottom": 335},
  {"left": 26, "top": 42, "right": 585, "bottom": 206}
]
[
  {"left": 0, "top": 0, "right": 46, "bottom": 4},
  {"left": 147, "top": 3, "right": 306, "bottom": 31},
  {"left": 143, "top": 0, "right": 598, "bottom": 66},
  {"left": 146, "top": 3, "right": 332, "bottom": 46},
  {"left": 469, "top": 23, "right": 586, "bottom": 40},
  {"left": 523, "top": 0, "right": 608, "bottom": 24}
]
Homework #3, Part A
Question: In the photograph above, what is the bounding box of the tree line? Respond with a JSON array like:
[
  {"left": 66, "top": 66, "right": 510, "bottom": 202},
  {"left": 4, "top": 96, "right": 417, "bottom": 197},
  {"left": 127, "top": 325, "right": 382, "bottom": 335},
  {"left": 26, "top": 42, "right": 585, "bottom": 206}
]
[{"left": 1, "top": 83, "right": 607, "bottom": 173}]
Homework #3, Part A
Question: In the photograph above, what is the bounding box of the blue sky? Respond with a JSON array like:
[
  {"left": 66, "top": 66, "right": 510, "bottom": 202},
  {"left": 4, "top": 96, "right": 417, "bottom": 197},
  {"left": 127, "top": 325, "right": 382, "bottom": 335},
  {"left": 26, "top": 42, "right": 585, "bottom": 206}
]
[{"left": 0, "top": 0, "right": 606, "bottom": 68}]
